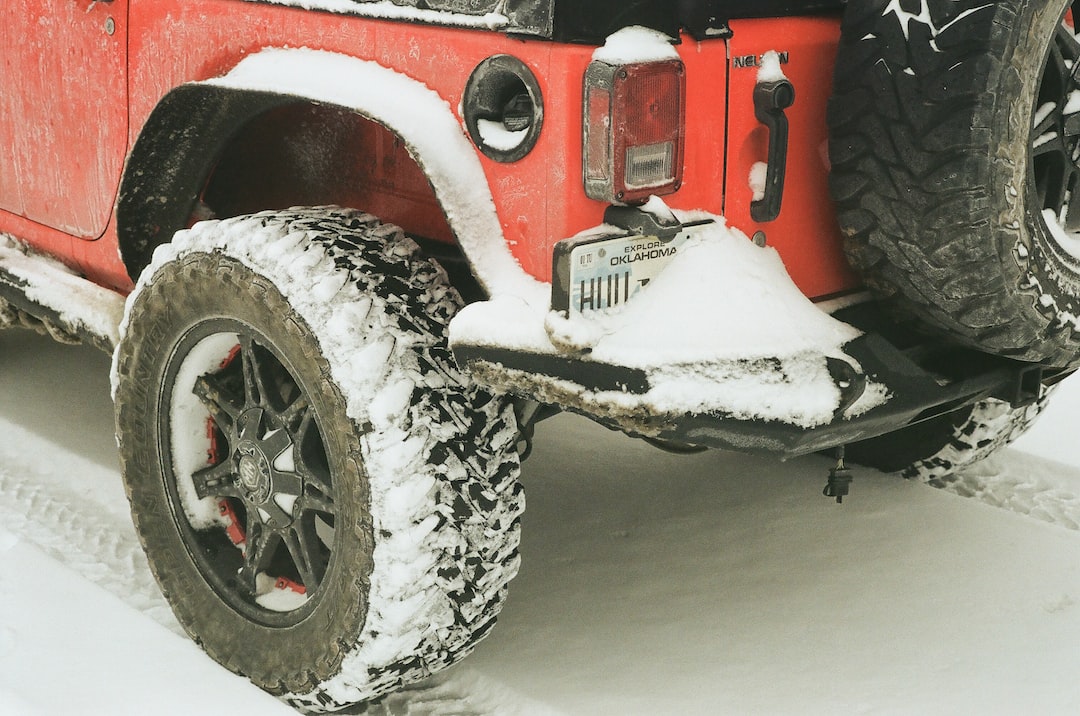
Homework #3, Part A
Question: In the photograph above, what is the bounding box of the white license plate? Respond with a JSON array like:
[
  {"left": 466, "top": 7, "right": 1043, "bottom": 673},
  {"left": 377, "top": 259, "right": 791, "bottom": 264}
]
[{"left": 564, "top": 226, "right": 700, "bottom": 316}]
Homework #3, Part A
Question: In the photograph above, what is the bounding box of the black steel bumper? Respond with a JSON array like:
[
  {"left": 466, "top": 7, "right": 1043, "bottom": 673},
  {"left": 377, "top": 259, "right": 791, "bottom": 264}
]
[{"left": 453, "top": 302, "right": 1069, "bottom": 459}]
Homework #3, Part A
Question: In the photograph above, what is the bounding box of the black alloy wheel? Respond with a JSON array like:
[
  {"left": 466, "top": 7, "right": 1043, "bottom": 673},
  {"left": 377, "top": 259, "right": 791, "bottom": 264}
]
[
  {"left": 166, "top": 322, "right": 335, "bottom": 624},
  {"left": 1033, "top": 9, "right": 1080, "bottom": 241}
]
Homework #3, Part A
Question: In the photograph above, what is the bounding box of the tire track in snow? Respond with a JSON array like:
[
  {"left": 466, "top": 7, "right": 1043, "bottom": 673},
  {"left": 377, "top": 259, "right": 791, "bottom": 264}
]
[
  {"left": 357, "top": 669, "right": 563, "bottom": 716},
  {"left": 0, "top": 425, "right": 560, "bottom": 715},
  {"left": 0, "top": 447, "right": 179, "bottom": 632},
  {"left": 922, "top": 450, "right": 1080, "bottom": 531},
  {"left": 0, "top": 453, "right": 561, "bottom": 716}
]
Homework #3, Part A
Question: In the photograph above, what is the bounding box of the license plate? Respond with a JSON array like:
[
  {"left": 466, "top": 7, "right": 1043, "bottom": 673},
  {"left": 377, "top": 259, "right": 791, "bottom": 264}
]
[{"left": 552, "top": 221, "right": 709, "bottom": 316}]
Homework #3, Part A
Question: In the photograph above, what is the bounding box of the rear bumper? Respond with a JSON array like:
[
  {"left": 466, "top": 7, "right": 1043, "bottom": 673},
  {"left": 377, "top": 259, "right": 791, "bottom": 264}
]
[
  {"left": 448, "top": 215, "right": 1064, "bottom": 458},
  {"left": 453, "top": 312, "right": 1056, "bottom": 458}
]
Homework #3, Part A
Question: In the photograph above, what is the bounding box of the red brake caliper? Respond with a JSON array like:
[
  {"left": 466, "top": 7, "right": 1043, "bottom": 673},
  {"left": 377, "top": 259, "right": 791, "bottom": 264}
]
[
  {"left": 217, "top": 498, "right": 247, "bottom": 552},
  {"left": 274, "top": 577, "right": 307, "bottom": 595}
]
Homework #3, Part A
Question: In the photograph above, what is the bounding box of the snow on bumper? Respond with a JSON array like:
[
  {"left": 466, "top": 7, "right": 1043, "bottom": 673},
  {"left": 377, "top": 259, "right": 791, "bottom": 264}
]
[{"left": 449, "top": 215, "right": 889, "bottom": 451}]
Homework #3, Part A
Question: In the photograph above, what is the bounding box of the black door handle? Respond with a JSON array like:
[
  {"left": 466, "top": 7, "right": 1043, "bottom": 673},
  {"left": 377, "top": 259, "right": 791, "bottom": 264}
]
[{"left": 750, "top": 78, "right": 795, "bottom": 223}]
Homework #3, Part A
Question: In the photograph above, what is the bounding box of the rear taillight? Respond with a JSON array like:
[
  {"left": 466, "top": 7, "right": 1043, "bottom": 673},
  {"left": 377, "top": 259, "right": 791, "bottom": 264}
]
[{"left": 583, "top": 59, "right": 686, "bottom": 205}]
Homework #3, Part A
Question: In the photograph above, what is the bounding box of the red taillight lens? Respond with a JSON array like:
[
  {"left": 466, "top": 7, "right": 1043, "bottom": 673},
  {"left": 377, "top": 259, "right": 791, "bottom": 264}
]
[{"left": 583, "top": 59, "right": 685, "bottom": 204}]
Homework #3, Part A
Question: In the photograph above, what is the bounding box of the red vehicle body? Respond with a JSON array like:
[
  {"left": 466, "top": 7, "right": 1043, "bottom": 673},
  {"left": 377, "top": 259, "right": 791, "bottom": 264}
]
[
  {"left": 0, "top": 2, "right": 850, "bottom": 298},
  {"left": 3, "top": 1, "right": 1072, "bottom": 710}
]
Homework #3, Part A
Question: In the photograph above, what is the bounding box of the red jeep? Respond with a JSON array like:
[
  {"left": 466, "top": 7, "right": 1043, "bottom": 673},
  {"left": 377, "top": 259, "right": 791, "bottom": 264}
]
[{"left": 2, "top": 0, "right": 1077, "bottom": 710}]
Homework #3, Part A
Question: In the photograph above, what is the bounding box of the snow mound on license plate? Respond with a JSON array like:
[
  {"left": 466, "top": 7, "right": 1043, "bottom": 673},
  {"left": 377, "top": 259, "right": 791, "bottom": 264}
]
[{"left": 451, "top": 212, "right": 885, "bottom": 428}]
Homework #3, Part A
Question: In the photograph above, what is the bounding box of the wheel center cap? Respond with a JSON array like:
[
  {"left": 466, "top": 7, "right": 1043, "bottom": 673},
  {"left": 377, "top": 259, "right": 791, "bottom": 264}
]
[{"left": 236, "top": 442, "right": 271, "bottom": 502}]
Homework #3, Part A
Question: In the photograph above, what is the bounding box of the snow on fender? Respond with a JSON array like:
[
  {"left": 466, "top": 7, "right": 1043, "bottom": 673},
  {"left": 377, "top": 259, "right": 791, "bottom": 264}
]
[{"left": 201, "top": 48, "right": 545, "bottom": 302}]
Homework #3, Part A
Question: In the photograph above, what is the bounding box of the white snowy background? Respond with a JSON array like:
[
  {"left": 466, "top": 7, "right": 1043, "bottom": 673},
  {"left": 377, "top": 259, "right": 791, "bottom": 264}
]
[{"left": 2, "top": 326, "right": 1080, "bottom": 715}]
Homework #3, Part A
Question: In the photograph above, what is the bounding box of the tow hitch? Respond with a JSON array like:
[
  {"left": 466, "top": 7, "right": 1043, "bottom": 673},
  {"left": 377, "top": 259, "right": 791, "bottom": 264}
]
[{"left": 823, "top": 446, "right": 853, "bottom": 504}]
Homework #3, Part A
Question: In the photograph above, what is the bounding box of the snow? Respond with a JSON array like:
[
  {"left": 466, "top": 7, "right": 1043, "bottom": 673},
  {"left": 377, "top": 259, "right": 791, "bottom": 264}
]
[
  {"left": 5, "top": 328, "right": 1080, "bottom": 714},
  {"left": 749, "top": 160, "right": 768, "bottom": 202},
  {"left": 0, "top": 234, "right": 125, "bottom": 348},
  {"left": 1035, "top": 131, "right": 1057, "bottom": 149},
  {"left": 166, "top": 331, "right": 240, "bottom": 528},
  {"left": 1035, "top": 101, "right": 1057, "bottom": 129},
  {"left": 638, "top": 194, "right": 675, "bottom": 220},
  {"left": 6, "top": 7, "right": 1080, "bottom": 711},
  {"left": 756, "top": 50, "right": 787, "bottom": 84},
  {"left": 240, "top": 0, "right": 509, "bottom": 30},
  {"left": 477, "top": 118, "right": 528, "bottom": 151},
  {"left": 0, "top": 531, "right": 296, "bottom": 716},
  {"left": 1066, "top": 90, "right": 1080, "bottom": 115},
  {"left": 591, "top": 26, "right": 679, "bottom": 65}
]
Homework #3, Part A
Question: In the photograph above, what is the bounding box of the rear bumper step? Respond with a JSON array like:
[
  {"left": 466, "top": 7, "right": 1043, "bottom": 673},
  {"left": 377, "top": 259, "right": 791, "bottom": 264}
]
[
  {"left": 453, "top": 308, "right": 1069, "bottom": 459},
  {"left": 451, "top": 208, "right": 1072, "bottom": 457}
]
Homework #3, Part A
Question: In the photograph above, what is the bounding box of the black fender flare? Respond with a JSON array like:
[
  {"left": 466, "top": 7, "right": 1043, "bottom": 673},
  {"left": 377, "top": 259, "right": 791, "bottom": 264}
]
[
  {"left": 117, "top": 84, "right": 298, "bottom": 279},
  {"left": 119, "top": 49, "right": 536, "bottom": 299}
]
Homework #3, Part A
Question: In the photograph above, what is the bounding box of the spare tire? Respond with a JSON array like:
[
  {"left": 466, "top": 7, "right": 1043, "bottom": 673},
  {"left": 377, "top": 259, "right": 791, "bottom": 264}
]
[
  {"left": 844, "top": 394, "right": 1048, "bottom": 482},
  {"left": 829, "top": 0, "right": 1080, "bottom": 367}
]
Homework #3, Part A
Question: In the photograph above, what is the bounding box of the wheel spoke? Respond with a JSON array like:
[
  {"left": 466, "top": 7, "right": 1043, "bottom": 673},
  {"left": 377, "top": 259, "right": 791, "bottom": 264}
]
[
  {"left": 284, "top": 521, "right": 326, "bottom": 590},
  {"left": 241, "top": 522, "right": 281, "bottom": 593},
  {"left": 191, "top": 460, "right": 237, "bottom": 500},
  {"left": 193, "top": 374, "right": 242, "bottom": 428},
  {"left": 295, "top": 452, "right": 334, "bottom": 503},
  {"left": 1056, "top": 19, "right": 1080, "bottom": 63},
  {"left": 261, "top": 428, "right": 292, "bottom": 460},
  {"left": 280, "top": 393, "right": 311, "bottom": 431},
  {"left": 1065, "top": 107, "right": 1080, "bottom": 139},
  {"left": 240, "top": 335, "right": 270, "bottom": 407},
  {"left": 236, "top": 407, "right": 264, "bottom": 442},
  {"left": 270, "top": 469, "right": 303, "bottom": 497},
  {"left": 300, "top": 490, "right": 336, "bottom": 516},
  {"left": 288, "top": 404, "right": 335, "bottom": 512},
  {"left": 252, "top": 496, "right": 292, "bottom": 529}
]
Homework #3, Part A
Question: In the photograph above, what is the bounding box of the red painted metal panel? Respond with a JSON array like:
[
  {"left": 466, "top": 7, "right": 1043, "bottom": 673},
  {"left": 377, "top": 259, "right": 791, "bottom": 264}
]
[
  {"left": 119, "top": 3, "right": 719, "bottom": 284},
  {"left": 671, "top": 35, "right": 729, "bottom": 225},
  {"left": 0, "top": 3, "right": 850, "bottom": 300},
  {"left": 0, "top": 1, "right": 129, "bottom": 240},
  {"left": 723, "top": 16, "right": 858, "bottom": 299}
]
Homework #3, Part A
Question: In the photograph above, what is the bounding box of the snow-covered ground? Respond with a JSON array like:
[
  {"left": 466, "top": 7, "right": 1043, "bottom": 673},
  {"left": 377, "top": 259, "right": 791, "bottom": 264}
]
[{"left": 2, "top": 327, "right": 1080, "bottom": 714}]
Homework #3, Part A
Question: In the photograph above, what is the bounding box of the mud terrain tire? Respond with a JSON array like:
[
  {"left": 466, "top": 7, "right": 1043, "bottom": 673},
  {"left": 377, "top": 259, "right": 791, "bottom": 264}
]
[
  {"left": 830, "top": 0, "right": 1080, "bottom": 366},
  {"left": 113, "top": 207, "right": 524, "bottom": 712},
  {"left": 846, "top": 396, "right": 1046, "bottom": 481}
]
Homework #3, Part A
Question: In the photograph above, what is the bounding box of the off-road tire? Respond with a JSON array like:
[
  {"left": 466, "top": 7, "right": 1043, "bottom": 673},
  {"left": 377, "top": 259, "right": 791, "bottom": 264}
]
[
  {"left": 829, "top": 0, "right": 1080, "bottom": 366},
  {"left": 112, "top": 207, "right": 524, "bottom": 712},
  {"left": 845, "top": 395, "right": 1047, "bottom": 482}
]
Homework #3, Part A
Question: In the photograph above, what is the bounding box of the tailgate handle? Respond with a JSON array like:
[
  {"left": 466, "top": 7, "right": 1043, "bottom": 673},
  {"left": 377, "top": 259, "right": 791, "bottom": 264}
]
[{"left": 750, "top": 78, "right": 795, "bottom": 223}]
